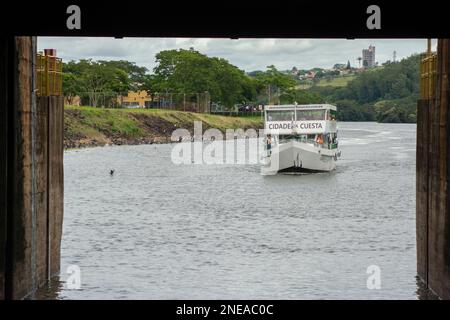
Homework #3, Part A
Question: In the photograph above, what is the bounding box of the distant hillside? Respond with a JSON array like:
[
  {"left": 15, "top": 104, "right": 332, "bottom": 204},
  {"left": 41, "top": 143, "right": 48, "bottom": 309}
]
[
  {"left": 309, "top": 54, "right": 420, "bottom": 123},
  {"left": 315, "top": 75, "right": 356, "bottom": 88}
]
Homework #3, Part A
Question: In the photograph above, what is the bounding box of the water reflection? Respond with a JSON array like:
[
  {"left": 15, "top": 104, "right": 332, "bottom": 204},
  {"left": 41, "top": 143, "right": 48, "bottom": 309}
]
[
  {"left": 415, "top": 277, "right": 440, "bottom": 300},
  {"left": 32, "top": 277, "right": 65, "bottom": 300}
]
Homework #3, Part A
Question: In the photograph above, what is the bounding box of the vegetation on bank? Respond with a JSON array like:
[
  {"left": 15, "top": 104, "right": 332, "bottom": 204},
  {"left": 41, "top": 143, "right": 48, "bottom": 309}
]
[
  {"left": 311, "top": 54, "right": 420, "bottom": 123},
  {"left": 64, "top": 106, "right": 263, "bottom": 149},
  {"left": 63, "top": 49, "right": 421, "bottom": 123},
  {"left": 63, "top": 50, "right": 295, "bottom": 108}
]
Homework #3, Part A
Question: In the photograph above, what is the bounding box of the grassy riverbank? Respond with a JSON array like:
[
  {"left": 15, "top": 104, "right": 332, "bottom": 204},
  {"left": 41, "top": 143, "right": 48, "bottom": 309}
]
[{"left": 64, "top": 106, "right": 264, "bottom": 149}]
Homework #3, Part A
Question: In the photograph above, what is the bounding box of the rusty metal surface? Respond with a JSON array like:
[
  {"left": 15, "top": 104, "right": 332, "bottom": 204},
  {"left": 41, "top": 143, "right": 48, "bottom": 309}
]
[
  {"left": 48, "top": 96, "right": 64, "bottom": 277},
  {"left": 416, "top": 99, "right": 429, "bottom": 283},
  {"left": 417, "top": 39, "right": 450, "bottom": 300},
  {"left": 10, "top": 36, "right": 34, "bottom": 300},
  {"left": 1, "top": 38, "right": 64, "bottom": 300}
]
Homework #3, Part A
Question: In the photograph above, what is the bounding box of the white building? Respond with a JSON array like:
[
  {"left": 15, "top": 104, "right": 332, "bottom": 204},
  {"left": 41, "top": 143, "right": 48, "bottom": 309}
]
[{"left": 362, "top": 45, "right": 376, "bottom": 68}]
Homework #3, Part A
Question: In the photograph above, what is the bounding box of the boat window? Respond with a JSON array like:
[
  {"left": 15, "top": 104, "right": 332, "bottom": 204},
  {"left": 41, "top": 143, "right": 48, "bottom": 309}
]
[
  {"left": 296, "top": 109, "right": 326, "bottom": 121},
  {"left": 266, "top": 110, "right": 295, "bottom": 121},
  {"left": 279, "top": 134, "right": 296, "bottom": 143},
  {"left": 295, "top": 134, "right": 316, "bottom": 143}
]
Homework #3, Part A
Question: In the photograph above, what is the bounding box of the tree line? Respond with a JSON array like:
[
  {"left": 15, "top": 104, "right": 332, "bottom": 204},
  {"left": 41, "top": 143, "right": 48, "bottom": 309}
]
[
  {"left": 62, "top": 48, "right": 302, "bottom": 109},
  {"left": 311, "top": 54, "right": 420, "bottom": 123},
  {"left": 63, "top": 48, "right": 420, "bottom": 122}
]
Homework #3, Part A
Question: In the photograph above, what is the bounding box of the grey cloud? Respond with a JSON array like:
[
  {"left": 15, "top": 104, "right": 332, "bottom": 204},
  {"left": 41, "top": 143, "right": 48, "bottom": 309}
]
[{"left": 38, "top": 37, "right": 433, "bottom": 72}]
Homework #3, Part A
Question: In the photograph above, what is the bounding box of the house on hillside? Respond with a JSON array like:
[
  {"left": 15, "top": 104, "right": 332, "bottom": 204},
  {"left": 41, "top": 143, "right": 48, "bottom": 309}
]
[
  {"left": 333, "top": 63, "right": 347, "bottom": 70},
  {"left": 304, "top": 70, "right": 317, "bottom": 79}
]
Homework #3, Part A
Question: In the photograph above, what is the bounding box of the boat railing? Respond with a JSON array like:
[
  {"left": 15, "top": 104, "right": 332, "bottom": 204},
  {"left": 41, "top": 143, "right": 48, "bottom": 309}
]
[
  {"left": 266, "top": 134, "right": 338, "bottom": 151},
  {"left": 314, "top": 141, "right": 338, "bottom": 150}
]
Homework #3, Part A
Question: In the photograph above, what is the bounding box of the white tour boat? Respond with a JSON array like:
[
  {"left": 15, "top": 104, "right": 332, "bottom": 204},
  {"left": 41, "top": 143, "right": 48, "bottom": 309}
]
[{"left": 261, "top": 104, "right": 341, "bottom": 175}]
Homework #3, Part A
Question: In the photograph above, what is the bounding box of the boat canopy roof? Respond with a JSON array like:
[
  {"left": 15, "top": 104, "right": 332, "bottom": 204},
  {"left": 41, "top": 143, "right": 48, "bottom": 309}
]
[{"left": 264, "top": 104, "right": 337, "bottom": 111}]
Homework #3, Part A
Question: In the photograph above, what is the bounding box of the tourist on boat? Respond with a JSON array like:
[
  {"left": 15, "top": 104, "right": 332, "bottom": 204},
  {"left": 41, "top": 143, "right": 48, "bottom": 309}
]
[
  {"left": 316, "top": 134, "right": 324, "bottom": 145},
  {"left": 267, "top": 134, "right": 272, "bottom": 155}
]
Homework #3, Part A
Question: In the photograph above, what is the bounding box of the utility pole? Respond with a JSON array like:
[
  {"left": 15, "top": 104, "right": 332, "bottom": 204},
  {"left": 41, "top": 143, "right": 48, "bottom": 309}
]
[
  {"left": 164, "top": 89, "right": 168, "bottom": 109},
  {"left": 205, "top": 91, "right": 210, "bottom": 113},
  {"left": 196, "top": 93, "right": 199, "bottom": 113}
]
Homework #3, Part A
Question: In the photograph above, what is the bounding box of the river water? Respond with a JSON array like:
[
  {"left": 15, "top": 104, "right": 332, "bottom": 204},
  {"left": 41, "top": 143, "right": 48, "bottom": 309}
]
[{"left": 39, "top": 122, "right": 425, "bottom": 299}]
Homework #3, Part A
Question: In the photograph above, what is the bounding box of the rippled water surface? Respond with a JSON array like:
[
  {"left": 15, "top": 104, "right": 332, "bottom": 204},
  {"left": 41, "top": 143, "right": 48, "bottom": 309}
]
[{"left": 46, "top": 122, "right": 421, "bottom": 299}]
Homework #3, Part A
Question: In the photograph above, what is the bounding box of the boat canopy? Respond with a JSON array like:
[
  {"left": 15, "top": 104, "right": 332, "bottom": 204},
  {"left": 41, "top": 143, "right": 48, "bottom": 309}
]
[
  {"left": 264, "top": 104, "right": 337, "bottom": 111},
  {"left": 264, "top": 104, "right": 337, "bottom": 134}
]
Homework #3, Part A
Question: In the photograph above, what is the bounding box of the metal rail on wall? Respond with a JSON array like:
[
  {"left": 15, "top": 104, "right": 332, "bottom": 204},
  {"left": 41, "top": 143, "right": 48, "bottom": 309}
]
[
  {"left": 36, "top": 49, "right": 63, "bottom": 97},
  {"left": 420, "top": 39, "right": 437, "bottom": 100}
]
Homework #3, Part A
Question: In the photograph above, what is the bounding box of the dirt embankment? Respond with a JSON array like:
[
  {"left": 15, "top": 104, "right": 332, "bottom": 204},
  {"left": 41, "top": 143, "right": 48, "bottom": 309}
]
[{"left": 64, "top": 107, "right": 263, "bottom": 149}]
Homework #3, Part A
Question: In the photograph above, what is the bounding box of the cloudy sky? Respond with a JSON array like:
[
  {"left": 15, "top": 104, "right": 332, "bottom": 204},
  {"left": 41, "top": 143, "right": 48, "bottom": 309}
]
[{"left": 38, "top": 37, "right": 434, "bottom": 72}]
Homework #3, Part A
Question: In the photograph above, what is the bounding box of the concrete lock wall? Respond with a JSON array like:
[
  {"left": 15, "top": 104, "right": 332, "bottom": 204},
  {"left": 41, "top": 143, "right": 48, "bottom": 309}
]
[
  {"left": 417, "top": 39, "right": 450, "bottom": 299},
  {"left": 0, "top": 37, "right": 64, "bottom": 300}
]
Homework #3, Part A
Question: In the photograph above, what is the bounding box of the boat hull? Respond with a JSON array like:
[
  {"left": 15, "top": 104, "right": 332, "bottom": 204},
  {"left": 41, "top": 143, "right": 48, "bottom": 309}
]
[{"left": 261, "top": 141, "right": 338, "bottom": 175}]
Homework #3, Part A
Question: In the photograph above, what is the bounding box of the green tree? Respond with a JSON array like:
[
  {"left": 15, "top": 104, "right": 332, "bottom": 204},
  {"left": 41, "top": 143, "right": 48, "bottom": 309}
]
[
  {"left": 63, "top": 59, "right": 133, "bottom": 107},
  {"left": 98, "top": 60, "right": 148, "bottom": 91},
  {"left": 251, "top": 65, "right": 296, "bottom": 104},
  {"left": 152, "top": 49, "right": 257, "bottom": 108},
  {"left": 308, "top": 54, "right": 420, "bottom": 122},
  {"left": 62, "top": 73, "right": 83, "bottom": 105}
]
